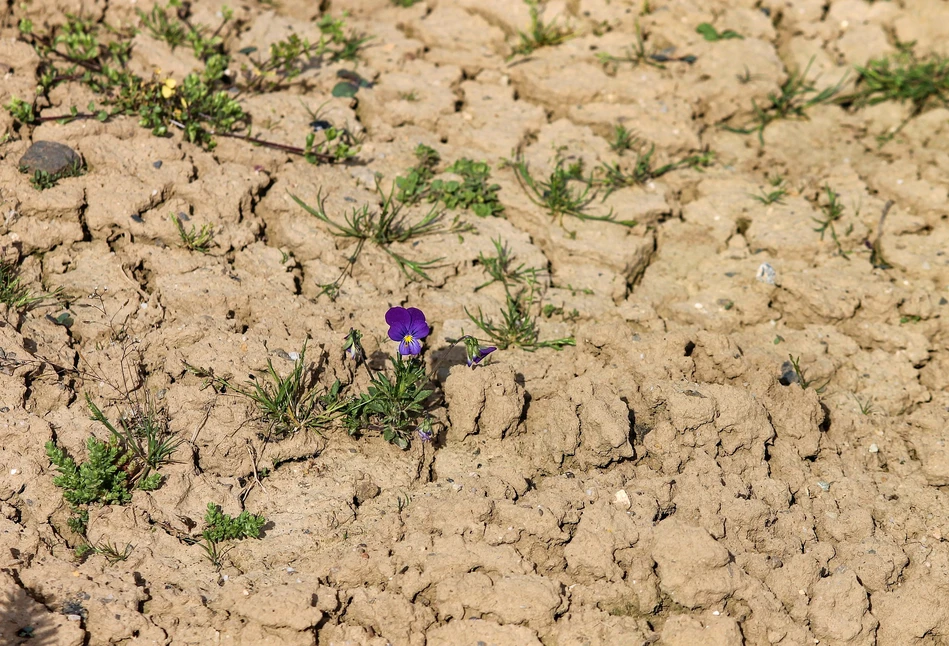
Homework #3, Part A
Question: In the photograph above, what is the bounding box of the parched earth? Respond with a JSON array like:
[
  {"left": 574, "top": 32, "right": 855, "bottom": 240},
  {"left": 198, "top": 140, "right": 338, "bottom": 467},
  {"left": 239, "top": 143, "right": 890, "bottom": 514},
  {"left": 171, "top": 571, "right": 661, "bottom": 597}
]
[{"left": 2, "top": 0, "right": 949, "bottom": 644}]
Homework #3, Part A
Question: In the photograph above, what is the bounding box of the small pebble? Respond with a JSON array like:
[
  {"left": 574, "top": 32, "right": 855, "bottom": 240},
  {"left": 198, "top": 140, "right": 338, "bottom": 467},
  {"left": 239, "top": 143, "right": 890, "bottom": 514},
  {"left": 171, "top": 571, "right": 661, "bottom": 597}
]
[
  {"left": 152, "top": 160, "right": 163, "bottom": 169},
  {"left": 817, "top": 481, "right": 830, "bottom": 491},
  {"left": 869, "top": 443, "right": 879, "bottom": 453},
  {"left": 756, "top": 262, "right": 777, "bottom": 285}
]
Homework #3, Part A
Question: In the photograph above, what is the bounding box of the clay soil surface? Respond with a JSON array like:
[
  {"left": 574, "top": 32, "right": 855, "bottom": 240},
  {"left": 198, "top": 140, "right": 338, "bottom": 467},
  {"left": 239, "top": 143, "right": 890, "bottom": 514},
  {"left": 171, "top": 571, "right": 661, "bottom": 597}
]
[{"left": 3, "top": 0, "right": 949, "bottom": 644}]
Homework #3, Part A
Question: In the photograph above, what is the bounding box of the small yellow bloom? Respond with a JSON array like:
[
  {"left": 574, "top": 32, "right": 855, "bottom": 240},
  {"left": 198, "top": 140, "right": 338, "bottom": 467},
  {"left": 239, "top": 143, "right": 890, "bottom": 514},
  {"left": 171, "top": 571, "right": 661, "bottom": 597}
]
[{"left": 161, "top": 78, "right": 177, "bottom": 99}]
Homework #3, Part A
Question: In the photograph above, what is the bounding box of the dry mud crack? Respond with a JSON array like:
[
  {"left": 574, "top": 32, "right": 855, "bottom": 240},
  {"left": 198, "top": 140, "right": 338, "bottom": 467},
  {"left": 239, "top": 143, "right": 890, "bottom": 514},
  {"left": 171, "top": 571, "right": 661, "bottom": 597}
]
[{"left": 1, "top": 1, "right": 949, "bottom": 645}]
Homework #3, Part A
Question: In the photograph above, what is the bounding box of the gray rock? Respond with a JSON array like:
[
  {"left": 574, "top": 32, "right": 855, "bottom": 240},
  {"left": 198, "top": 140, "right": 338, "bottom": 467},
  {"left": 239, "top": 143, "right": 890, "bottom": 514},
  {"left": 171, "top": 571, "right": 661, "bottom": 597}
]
[{"left": 18, "top": 141, "right": 83, "bottom": 176}]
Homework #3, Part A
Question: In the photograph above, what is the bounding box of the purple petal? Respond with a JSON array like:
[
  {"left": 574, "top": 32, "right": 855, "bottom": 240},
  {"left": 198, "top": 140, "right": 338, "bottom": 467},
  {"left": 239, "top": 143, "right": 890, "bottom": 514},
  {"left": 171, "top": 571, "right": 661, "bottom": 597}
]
[
  {"left": 406, "top": 308, "right": 430, "bottom": 339},
  {"left": 399, "top": 338, "right": 422, "bottom": 356},
  {"left": 386, "top": 306, "right": 410, "bottom": 340}
]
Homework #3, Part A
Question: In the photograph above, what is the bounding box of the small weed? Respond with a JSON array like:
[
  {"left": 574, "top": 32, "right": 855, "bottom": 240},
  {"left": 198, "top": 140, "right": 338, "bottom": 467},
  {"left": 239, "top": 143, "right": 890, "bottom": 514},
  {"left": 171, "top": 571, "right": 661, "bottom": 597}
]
[
  {"left": 812, "top": 185, "right": 851, "bottom": 256},
  {"left": 506, "top": 155, "right": 636, "bottom": 230},
  {"left": 398, "top": 90, "right": 419, "bottom": 101},
  {"left": 609, "top": 124, "right": 637, "bottom": 154},
  {"left": 750, "top": 174, "right": 788, "bottom": 205},
  {"left": 0, "top": 258, "right": 59, "bottom": 312},
  {"left": 475, "top": 237, "right": 545, "bottom": 292},
  {"left": 85, "top": 393, "right": 180, "bottom": 487},
  {"left": 396, "top": 145, "right": 502, "bottom": 217},
  {"left": 725, "top": 58, "right": 847, "bottom": 144},
  {"left": 597, "top": 22, "right": 695, "bottom": 71},
  {"left": 199, "top": 503, "right": 267, "bottom": 569},
  {"left": 23, "top": 161, "right": 85, "bottom": 190},
  {"left": 595, "top": 141, "right": 714, "bottom": 196},
  {"left": 787, "top": 354, "right": 827, "bottom": 392},
  {"left": 5, "top": 97, "right": 36, "bottom": 125},
  {"left": 900, "top": 315, "right": 922, "bottom": 324},
  {"left": 511, "top": 0, "right": 573, "bottom": 57},
  {"left": 696, "top": 23, "right": 742, "bottom": 41},
  {"left": 396, "top": 144, "right": 441, "bottom": 205},
  {"left": 845, "top": 48, "right": 949, "bottom": 115},
  {"left": 291, "top": 180, "right": 471, "bottom": 296},
  {"left": 852, "top": 394, "right": 875, "bottom": 415},
  {"left": 77, "top": 540, "right": 134, "bottom": 564},
  {"left": 190, "top": 341, "right": 346, "bottom": 436},
  {"left": 392, "top": 0, "right": 422, "bottom": 5},
  {"left": 170, "top": 213, "right": 214, "bottom": 253},
  {"left": 466, "top": 280, "right": 575, "bottom": 351}
]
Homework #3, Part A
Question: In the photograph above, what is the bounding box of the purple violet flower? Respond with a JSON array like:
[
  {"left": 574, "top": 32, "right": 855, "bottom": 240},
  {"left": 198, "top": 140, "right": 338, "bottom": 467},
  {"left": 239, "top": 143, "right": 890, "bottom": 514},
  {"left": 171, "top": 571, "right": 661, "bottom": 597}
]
[
  {"left": 462, "top": 336, "right": 496, "bottom": 368},
  {"left": 385, "top": 306, "right": 430, "bottom": 357},
  {"left": 416, "top": 418, "right": 434, "bottom": 443}
]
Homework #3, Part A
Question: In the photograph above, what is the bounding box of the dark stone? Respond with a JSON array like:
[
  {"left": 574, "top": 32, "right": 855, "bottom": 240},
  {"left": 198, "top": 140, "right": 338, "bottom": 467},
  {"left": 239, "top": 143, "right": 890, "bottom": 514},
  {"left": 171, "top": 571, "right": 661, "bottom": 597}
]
[
  {"left": 152, "top": 160, "right": 163, "bottom": 169},
  {"left": 18, "top": 141, "right": 82, "bottom": 176}
]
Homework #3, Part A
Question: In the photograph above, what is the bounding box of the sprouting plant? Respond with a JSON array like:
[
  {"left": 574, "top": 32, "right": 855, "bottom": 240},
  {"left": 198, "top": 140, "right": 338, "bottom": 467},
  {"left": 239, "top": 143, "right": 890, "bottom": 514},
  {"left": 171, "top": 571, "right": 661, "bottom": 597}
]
[
  {"left": 190, "top": 341, "right": 346, "bottom": 437},
  {"left": 787, "top": 354, "right": 827, "bottom": 392},
  {"left": 290, "top": 180, "right": 472, "bottom": 297},
  {"left": 395, "top": 144, "right": 441, "bottom": 205},
  {"left": 812, "top": 185, "right": 851, "bottom": 256},
  {"left": 474, "top": 237, "right": 545, "bottom": 291},
  {"left": 610, "top": 124, "right": 636, "bottom": 154},
  {"left": 85, "top": 394, "right": 180, "bottom": 488},
  {"left": 77, "top": 540, "right": 134, "bottom": 564},
  {"left": 844, "top": 48, "right": 949, "bottom": 115},
  {"left": 170, "top": 213, "right": 214, "bottom": 253},
  {"left": 23, "top": 161, "right": 85, "bottom": 190},
  {"left": 596, "top": 21, "right": 694, "bottom": 71},
  {"left": 506, "top": 155, "right": 636, "bottom": 230},
  {"left": 0, "top": 258, "right": 60, "bottom": 312},
  {"left": 199, "top": 502, "right": 267, "bottom": 569},
  {"left": 751, "top": 174, "right": 788, "bottom": 205},
  {"left": 725, "top": 58, "right": 848, "bottom": 144},
  {"left": 696, "top": 23, "right": 742, "bottom": 41},
  {"left": 852, "top": 394, "right": 875, "bottom": 415},
  {"left": 5, "top": 97, "right": 37, "bottom": 125},
  {"left": 398, "top": 90, "right": 419, "bottom": 101},
  {"left": 511, "top": 0, "right": 573, "bottom": 57},
  {"left": 431, "top": 158, "right": 504, "bottom": 217},
  {"left": 596, "top": 141, "right": 714, "bottom": 196},
  {"left": 46, "top": 436, "right": 137, "bottom": 535},
  {"left": 392, "top": 0, "right": 421, "bottom": 5},
  {"left": 465, "top": 280, "right": 575, "bottom": 351}
]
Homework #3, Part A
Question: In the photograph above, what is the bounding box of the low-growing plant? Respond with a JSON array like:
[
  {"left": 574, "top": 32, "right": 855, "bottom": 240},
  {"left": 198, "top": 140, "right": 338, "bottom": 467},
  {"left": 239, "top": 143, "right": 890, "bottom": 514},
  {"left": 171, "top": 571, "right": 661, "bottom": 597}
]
[
  {"left": 596, "top": 141, "right": 713, "bottom": 196},
  {"left": 170, "top": 213, "right": 214, "bottom": 253},
  {"left": 0, "top": 258, "right": 60, "bottom": 312},
  {"left": 475, "top": 237, "right": 545, "bottom": 292},
  {"left": 22, "top": 160, "right": 85, "bottom": 190},
  {"left": 609, "top": 124, "right": 637, "bottom": 154},
  {"left": 812, "top": 184, "right": 851, "bottom": 256},
  {"left": 46, "top": 394, "right": 177, "bottom": 536},
  {"left": 511, "top": 0, "right": 573, "bottom": 58},
  {"left": 76, "top": 540, "right": 134, "bottom": 564},
  {"left": 596, "top": 21, "right": 695, "bottom": 71},
  {"left": 844, "top": 48, "right": 949, "bottom": 115},
  {"left": 396, "top": 145, "right": 503, "bottom": 217},
  {"left": 787, "top": 354, "right": 827, "bottom": 392},
  {"left": 751, "top": 174, "right": 788, "bottom": 205},
  {"left": 696, "top": 23, "right": 742, "bottom": 41},
  {"left": 725, "top": 58, "right": 848, "bottom": 144},
  {"left": 188, "top": 341, "right": 346, "bottom": 437},
  {"left": 291, "top": 180, "right": 472, "bottom": 297},
  {"left": 395, "top": 144, "right": 441, "bottom": 204},
  {"left": 506, "top": 155, "right": 636, "bottom": 229},
  {"left": 465, "top": 280, "right": 575, "bottom": 352},
  {"left": 199, "top": 502, "right": 267, "bottom": 568}
]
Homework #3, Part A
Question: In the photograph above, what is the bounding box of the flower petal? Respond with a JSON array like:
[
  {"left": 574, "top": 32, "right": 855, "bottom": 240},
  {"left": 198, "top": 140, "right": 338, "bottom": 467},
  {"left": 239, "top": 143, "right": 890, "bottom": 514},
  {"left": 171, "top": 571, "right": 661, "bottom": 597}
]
[
  {"left": 399, "top": 338, "right": 422, "bottom": 356},
  {"left": 406, "top": 307, "right": 430, "bottom": 339},
  {"left": 386, "top": 306, "right": 410, "bottom": 340}
]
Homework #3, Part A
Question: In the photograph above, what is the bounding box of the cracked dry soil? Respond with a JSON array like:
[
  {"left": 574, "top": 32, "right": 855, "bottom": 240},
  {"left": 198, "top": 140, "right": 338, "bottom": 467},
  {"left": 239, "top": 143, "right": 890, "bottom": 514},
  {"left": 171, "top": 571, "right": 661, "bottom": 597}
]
[{"left": 3, "top": 0, "right": 949, "bottom": 645}]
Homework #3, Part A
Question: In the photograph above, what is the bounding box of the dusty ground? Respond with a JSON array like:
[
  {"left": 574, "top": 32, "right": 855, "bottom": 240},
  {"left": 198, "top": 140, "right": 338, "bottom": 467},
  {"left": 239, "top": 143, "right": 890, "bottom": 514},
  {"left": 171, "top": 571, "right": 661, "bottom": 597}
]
[{"left": 2, "top": 0, "right": 949, "bottom": 644}]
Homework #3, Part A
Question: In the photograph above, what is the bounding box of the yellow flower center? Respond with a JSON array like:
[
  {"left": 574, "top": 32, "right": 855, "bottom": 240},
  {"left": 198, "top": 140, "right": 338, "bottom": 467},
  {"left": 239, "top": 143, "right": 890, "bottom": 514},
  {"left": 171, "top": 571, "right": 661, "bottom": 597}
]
[{"left": 403, "top": 334, "right": 415, "bottom": 344}]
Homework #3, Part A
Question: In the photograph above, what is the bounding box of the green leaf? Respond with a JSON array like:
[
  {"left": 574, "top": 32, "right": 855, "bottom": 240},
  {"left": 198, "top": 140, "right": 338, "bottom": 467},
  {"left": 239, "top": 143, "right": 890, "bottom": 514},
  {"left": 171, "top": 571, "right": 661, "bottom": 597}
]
[
  {"left": 332, "top": 82, "right": 359, "bottom": 98},
  {"left": 696, "top": 23, "right": 720, "bottom": 41}
]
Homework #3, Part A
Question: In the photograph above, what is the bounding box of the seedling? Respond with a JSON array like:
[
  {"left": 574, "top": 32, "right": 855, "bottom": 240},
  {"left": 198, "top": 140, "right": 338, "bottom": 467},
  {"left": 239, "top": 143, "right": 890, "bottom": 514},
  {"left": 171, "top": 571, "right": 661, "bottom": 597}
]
[
  {"left": 845, "top": 48, "right": 949, "bottom": 114},
  {"left": 596, "top": 22, "right": 684, "bottom": 71},
  {"left": 170, "top": 213, "right": 214, "bottom": 253},
  {"left": 511, "top": 0, "right": 573, "bottom": 57},
  {"left": 199, "top": 502, "right": 267, "bottom": 569},
  {"left": 506, "top": 155, "right": 636, "bottom": 230},
  {"left": 465, "top": 280, "right": 575, "bottom": 351},
  {"left": 853, "top": 394, "right": 875, "bottom": 416},
  {"left": 190, "top": 341, "right": 346, "bottom": 436},
  {"left": 76, "top": 540, "right": 134, "bottom": 564},
  {"left": 725, "top": 58, "right": 848, "bottom": 144},
  {"left": 396, "top": 145, "right": 503, "bottom": 217},
  {"left": 395, "top": 144, "right": 441, "bottom": 205},
  {"left": 596, "top": 142, "right": 714, "bottom": 196},
  {"left": 609, "top": 124, "right": 637, "bottom": 154},
  {"left": 0, "top": 258, "right": 60, "bottom": 312},
  {"left": 787, "top": 354, "right": 827, "bottom": 392},
  {"left": 812, "top": 185, "right": 851, "bottom": 256},
  {"left": 474, "top": 237, "right": 545, "bottom": 292},
  {"left": 750, "top": 174, "right": 788, "bottom": 205},
  {"left": 696, "top": 23, "right": 742, "bottom": 41},
  {"left": 22, "top": 161, "right": 85, "bottom": 190},
  {"left": 290, "top": 180, "right": 472, "bottom": 296}
]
